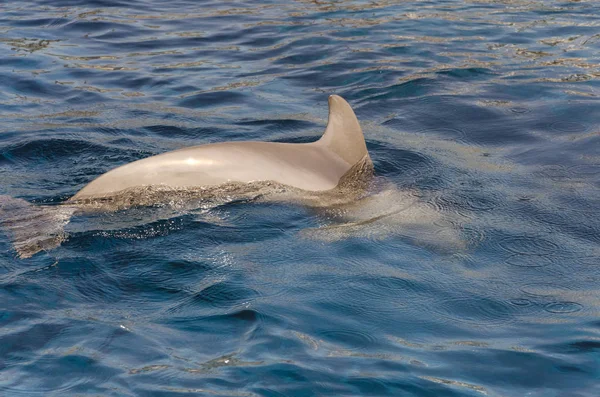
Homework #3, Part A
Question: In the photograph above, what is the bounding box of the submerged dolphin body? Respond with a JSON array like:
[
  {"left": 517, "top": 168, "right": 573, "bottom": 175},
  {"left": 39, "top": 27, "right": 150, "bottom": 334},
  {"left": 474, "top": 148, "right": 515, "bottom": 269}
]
[
  {"left": 1, "top": 95, "right": 375, "bottom": 258},
  {"left": 71, "top": 95, "right": 370, "bottom": 201}
]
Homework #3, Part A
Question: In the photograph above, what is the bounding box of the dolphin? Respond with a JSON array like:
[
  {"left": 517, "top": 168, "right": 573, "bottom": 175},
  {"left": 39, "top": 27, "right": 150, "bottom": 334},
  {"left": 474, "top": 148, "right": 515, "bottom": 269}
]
[
  {"left": 70, "top": 95, "right": 371, "bottom": 202},
  {"left": 1, "top": 95, "right": 374, "bottom": 258}
]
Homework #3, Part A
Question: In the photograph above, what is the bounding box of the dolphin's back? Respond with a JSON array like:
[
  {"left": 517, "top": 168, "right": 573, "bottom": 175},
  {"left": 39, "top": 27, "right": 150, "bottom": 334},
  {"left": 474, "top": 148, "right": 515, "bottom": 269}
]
[
  {"left": 72, "top": 142, "right": 350, "bottom": 199},
  {"left": 71, "top": 95, "right": 369, "bottom": 201}
]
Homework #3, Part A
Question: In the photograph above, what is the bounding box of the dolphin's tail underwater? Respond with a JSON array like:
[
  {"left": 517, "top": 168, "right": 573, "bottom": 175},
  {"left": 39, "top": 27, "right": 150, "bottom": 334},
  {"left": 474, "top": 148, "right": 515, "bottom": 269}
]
[{"left": 0, "top": 195, "right": 76, "bottom": 258}]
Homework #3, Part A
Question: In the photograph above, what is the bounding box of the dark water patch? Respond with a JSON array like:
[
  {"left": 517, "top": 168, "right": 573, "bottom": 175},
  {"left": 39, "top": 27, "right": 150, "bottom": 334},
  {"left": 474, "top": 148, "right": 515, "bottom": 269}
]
[
  {"left": 0, "top": 139, "right": 122, "bottom": 164},
  {"left": 142, "top": 124, "right": 226, "bottom": 139},
  {"left": 164, "top": 308, "right": 274, "bottom": 338},
  {"left": 550, "top": 120, "right": 589, "bottom": 133},
  {"left": 105, "top": 75, "right": 157, "bottom": 91},
  {"left": 107, "top": 137, "right": 135, "bottom": 146},
  {"left": 186, "top": 281, "right": 260, "bottom": 310},
  {"left": 534, "top": 164, "right": 573, "bottom": 182},
  {"left": 520, "top": 282, "right": 575, "bottom": 298},
  {"left": 509, "top": 106, "right": 532, "bottom": 114},
  {"left": 560, "top": 340, "right": 600, "bottom": 354},
  {"left": 344, "top": 377, "right": 393, "bottom": 397},
  {"left": 0, "top": 57, "right": 45, "bottom": 70},
  {"left": 235, "top": 118, "right": 319, "bottom": 134},
  {"left": 382, "top": 100, "right": 537, "bottom": 147},
  {"left": 515, "top": 201, "right": 572, "bottom": 229},
  {"left": 65, "top": 215, "right": 194, "bottom": 255},
  {"left": 505, "top": 254, "right": 559, "bottom": 268},
  {"left": 349, "top": 274, "right": 426, "bottom": 301},
  {"left": 312, "top": 277, "right": 411, "bottom": 321},
  {"left": 4, "top": 17, "right": 72, "bottom": 28},
  {"left": 509, "top": 298, "right": 534, "bottom": 307},
  {"left": 569, "top": 163, "right": 600, "bottom": 178},
  {"left": 369, "top": 142, "right": 436, "bottom": 181},
  {"left": 163, "top": 306, "right": 264, "bottom": 336},
  {"left": 52, "top": 257, "right": 124, "bottom": 303},
  {"left": 573, "top": 257, "right": 599, "bottom": 267},
  {"left": 362, "top": 78, "right": 438, "bottom": 102},
  {"left": 555, "top": 188, "right": 600, "bottom": 215},
  {"left": 317, "top": 329, "right": 378, "bottom": 352},
  {"left": 558, "top": 221, "right": 600, "bottom": 246},
  {"left": 11, "top": 77, "right": 66, "bottom": 98},
  {"left": 414, "top": 95, "right": 464, "bottom": 112},
  {"left": 0, "top": 322, "right": 65, "bottom": 364},
  {"left": 438, "top": 347, "right": 596, "bottom": 391},
  {"left": 430, "top": 295, "right": 522, "bottom": 327},
  {"left": 178, "top": 91, "right": 247, "bottom": 109},
  {"left": 437, "top": 67, "right": 494, "bottom": 80},
  {"left": 65, "top": 89, "right": 112, "bottom": 104}
]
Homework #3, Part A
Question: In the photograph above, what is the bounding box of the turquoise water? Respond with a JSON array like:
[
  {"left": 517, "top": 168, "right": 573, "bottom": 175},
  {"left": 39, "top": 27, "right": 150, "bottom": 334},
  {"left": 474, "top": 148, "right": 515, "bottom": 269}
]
[{"left": 1, "top": 0, "right": 600, "bottom": 395}]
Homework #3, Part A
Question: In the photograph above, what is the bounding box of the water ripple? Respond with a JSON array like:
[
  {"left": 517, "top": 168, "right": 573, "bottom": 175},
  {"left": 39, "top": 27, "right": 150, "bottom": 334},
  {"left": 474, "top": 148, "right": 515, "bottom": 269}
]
[
  {"left": 429, "top": 295, "right": 522, "bottom": 327},
  {"left": 497, "top": 234, "right": 560, "bottom": 256},
  {"left": 544, "top": 301, "right": 583, "bottom": 314}
]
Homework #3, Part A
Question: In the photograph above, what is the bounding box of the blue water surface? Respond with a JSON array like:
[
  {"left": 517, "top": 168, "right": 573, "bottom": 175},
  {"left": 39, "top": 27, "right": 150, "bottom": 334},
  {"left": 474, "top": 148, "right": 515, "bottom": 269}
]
[{"left": 1, "top": 0, "right": 600, "bottom": 395}]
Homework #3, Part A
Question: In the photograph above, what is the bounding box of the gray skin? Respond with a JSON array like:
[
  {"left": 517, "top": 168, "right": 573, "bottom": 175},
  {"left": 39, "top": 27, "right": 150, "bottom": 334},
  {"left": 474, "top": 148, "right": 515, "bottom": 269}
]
[{"left": 71, "top": 95, "right": 369, "bottom": 201}]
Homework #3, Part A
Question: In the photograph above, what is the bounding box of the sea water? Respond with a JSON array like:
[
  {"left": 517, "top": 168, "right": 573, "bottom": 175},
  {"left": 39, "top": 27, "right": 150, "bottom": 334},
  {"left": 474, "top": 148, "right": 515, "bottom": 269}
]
[{"left": 1, "top": 1, "right": 600, "bottom": 395}]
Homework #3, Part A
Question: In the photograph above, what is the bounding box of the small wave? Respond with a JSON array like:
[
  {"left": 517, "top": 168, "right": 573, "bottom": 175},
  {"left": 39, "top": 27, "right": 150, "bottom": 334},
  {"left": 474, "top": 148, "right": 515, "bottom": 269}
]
[
  {"left": 520, "top": 282, "right": 574, "bottom": 298},
  {"left": 429, "top": 295, "right": 523, "bottom": 327},
  {"left": 317, "top": 329, "right": 378, "bottom": 352},
  {"left": 544, "top": 301, "right": 583, "bottom": 314},
  {"left": 497, "top": 234, "right": 559, "bottom": 256}
]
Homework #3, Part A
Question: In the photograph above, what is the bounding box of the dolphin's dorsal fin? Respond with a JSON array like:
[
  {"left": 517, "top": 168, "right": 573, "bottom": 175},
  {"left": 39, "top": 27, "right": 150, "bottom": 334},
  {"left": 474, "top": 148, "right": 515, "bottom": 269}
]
[{"left": 318, "top": 95, "right": 368, "bottom": 166}]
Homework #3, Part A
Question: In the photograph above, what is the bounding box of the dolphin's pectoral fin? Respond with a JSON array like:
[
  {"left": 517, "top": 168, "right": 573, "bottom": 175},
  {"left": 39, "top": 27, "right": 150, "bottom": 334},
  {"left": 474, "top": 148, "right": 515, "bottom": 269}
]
[
  {"left": 0, "top": 196, "right": 75, "bottom": 258},
  {"left": 317, "top": 95, "right": 369, "bottom": 167}
]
